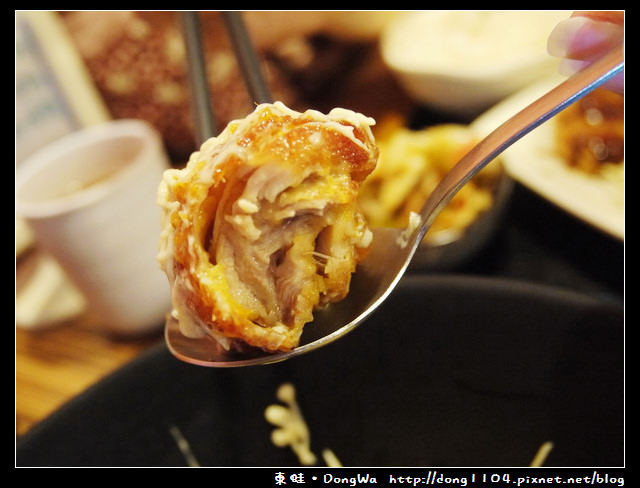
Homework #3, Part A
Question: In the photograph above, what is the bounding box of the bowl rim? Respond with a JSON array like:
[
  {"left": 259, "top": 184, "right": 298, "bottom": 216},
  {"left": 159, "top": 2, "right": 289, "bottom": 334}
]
[{"left": 380, "top": 10, "right": 565, "bottom": 81}]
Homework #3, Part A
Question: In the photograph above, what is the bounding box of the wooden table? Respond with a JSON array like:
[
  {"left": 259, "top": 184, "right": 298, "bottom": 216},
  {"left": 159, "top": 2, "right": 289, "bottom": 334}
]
[
  {"left": 16, "top": 318, "right": 161, "bottom": 438},
  {"left": 15, "top": 249, "right": 162, "bottom": 438}
]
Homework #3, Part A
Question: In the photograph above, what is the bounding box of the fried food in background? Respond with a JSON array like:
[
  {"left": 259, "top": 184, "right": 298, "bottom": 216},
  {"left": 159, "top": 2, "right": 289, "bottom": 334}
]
[
  {"left": 358, "top": 115, "right": 502, "bottom": 242},
  {"left": 61, "top": 11, "right": 409, "bottom": 165},
  {"left": 555, "top": 88, "right": 624, "bottom": 174}
]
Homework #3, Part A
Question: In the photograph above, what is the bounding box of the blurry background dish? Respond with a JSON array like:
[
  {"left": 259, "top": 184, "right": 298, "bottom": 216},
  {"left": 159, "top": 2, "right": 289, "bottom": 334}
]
[
  {"left": 358, "top": 115, "right": 513, "bottom": 270},
  {"left": 60, "top": 11, "right": 407, "bottom": 164},
  {"left": 474, "top": 76, "right": 624, "bottom": 240},
  {"left": 381, "top": 11, "right": 571, "bottom": 117}
]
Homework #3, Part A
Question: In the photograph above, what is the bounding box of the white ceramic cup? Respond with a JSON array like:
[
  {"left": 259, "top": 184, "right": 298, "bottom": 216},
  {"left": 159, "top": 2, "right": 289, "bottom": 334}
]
[{"left": 15, "top": 119, "right": 172, "bottom": 336}]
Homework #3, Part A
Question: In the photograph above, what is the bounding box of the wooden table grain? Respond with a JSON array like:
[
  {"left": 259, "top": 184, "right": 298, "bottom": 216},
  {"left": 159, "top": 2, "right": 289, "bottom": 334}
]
[{"left": 16, "top": 320, "right": 161, "bottom": 437}]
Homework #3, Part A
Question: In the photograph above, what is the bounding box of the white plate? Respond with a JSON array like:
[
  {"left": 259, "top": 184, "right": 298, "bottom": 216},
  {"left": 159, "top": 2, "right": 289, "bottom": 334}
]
[{"left": 472, "top": 76, "right": 624, "bottom": 240}]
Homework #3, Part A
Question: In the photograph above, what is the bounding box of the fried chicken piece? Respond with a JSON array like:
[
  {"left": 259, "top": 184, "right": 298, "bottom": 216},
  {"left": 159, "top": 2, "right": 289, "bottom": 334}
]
[{"left": 158, "top": 102, "right": 378, "bottom": 352}]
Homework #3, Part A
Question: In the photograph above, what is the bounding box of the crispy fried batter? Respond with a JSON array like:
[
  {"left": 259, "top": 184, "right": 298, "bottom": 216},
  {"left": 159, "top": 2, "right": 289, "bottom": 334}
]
[{"left": 158, "top": 102, "right": 378, "bottom": 352}]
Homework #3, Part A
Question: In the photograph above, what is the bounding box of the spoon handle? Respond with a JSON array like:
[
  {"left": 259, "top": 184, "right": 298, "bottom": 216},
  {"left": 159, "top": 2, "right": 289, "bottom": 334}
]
[{"left": 417, "top": 43, "right": 624, "bottom": 237}]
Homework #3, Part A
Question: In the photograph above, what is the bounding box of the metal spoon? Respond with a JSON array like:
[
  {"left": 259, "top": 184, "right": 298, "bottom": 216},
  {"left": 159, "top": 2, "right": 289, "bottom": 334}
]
[{"left": 166, "top": 43, "right": 624, "bottom": 367}]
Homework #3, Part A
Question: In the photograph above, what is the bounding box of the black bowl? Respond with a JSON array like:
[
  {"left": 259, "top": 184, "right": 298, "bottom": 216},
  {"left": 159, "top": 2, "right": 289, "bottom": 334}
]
[{"left": 16, "top": 275, "right": 623, "bottom": 467}]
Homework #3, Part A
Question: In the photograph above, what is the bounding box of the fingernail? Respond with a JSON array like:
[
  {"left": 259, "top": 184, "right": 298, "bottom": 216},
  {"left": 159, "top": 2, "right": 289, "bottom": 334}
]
[
  {"left": 557, "top": 58, "right": 589, "bottom": 77},
  {"left": 548, "top": 15, "right": 624, "bottom": 58},
  {"left": 547, "top": 16, "right": 590, "bottom": 57}
]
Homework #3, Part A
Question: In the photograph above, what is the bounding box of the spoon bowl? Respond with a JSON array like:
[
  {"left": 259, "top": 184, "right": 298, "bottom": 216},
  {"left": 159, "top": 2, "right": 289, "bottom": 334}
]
[{"left": 166, "top": 44, "right": 624, "bottom": 367}]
